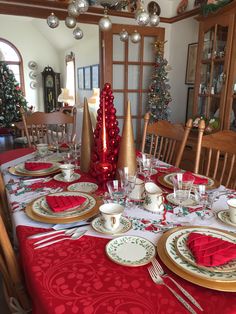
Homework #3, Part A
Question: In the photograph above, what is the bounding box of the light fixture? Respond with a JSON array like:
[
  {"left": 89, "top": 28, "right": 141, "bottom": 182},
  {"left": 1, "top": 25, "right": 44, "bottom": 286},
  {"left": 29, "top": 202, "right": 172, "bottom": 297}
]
[
  {"left": 46, "top": 0, "right": 161, "bottom": 40},
  {"left": 58, "top": 88, "right": 74, "bottom": 106}
]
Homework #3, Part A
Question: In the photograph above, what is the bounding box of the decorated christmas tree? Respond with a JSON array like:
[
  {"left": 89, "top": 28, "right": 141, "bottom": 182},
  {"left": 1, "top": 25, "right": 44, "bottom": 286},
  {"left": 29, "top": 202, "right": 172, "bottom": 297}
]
[
  {"left": 0, "top": 61, "right": 28, "bottom": 127},
  {"left": 90, "top": 83, "right": 121, "bottom": 186},
  {"left": 147, "top": 40, "right": 172, "bottom": 122}
]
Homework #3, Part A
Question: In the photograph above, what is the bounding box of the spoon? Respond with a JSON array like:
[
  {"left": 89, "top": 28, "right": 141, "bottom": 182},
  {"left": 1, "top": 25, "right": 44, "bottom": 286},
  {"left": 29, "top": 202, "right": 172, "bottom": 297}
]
[
  {"left": 33, "top": 227, "right": 80, "bottom": 245},
  {"left": 34, "top": 230, "right": 87, "bottom": 249}
]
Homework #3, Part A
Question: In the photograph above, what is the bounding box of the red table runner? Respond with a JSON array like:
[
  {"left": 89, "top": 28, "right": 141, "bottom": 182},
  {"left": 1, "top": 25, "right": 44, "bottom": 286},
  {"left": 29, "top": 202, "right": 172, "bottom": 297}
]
[
  {"left": 17, "top": 226, "right": 236, "bottom": 314},
  {"left": 0, "top": 148, "right": 35, "bottom": 165}
]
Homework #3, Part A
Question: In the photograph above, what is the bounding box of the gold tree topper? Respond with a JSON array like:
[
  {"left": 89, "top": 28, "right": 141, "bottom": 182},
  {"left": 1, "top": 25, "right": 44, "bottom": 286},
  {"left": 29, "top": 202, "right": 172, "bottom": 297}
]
[{"left": 153, "top": 40, "right": 167, "bottom": 55}]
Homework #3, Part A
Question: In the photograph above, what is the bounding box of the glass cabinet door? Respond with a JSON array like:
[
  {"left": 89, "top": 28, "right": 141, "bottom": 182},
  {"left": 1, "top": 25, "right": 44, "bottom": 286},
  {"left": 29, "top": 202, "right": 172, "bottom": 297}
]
[{"left": 197, "top": 24, "right": 228, "bottom": 124}]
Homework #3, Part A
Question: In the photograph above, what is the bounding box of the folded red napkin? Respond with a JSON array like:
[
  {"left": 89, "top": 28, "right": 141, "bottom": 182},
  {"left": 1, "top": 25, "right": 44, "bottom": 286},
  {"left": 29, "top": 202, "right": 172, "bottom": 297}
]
[
  {"left": 187, "top": 232, "right": 236, "bottom": 267},
  {"left": 25, "top": 162, "right": 53, "bottom": 171},
  {"left": 183, "top": 171, "right": 208, "bottom": 185},
  {"left": 46, "top": 195, "right": 87, "bottom": 212}
]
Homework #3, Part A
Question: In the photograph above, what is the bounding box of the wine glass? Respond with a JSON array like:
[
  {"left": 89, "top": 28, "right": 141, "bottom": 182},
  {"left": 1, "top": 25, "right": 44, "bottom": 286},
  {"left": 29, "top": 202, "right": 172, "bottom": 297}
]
[
  {"left": 172, "top": 173, "right": 194, "bottom": 216},
  {"left": 194, "top": 184, "right": 215, "bottom": 219},
  {"left": 138, "top": 153, "right": 154, "bottom": 181},
  {"left": 118, "top": 167, "right": 137, "bottom": 207}
]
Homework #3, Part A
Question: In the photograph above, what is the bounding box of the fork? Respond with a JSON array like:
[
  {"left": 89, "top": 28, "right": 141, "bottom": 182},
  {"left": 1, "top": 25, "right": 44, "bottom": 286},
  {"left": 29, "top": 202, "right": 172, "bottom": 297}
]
[
  {"left": 148, "top": 266, "right": 197, "bottom": 314},
  {"left": 151, "top": 258, "right": 203, "bottom": 311}
]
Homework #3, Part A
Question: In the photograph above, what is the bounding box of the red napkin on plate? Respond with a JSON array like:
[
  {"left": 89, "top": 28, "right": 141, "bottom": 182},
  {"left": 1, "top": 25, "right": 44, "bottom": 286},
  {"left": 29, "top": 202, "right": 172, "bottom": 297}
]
[
  {"left": 46, "top": 195, "right": 87, "bottom": 212},
  {"left": 183, "top": 171, "right": 208, "bottom": 185},
  {"left": 25, "top": 162, "right": 53, "bottom": 171},
  {"left": 187, "top": 232, "right": 236, "bottom": 267}
]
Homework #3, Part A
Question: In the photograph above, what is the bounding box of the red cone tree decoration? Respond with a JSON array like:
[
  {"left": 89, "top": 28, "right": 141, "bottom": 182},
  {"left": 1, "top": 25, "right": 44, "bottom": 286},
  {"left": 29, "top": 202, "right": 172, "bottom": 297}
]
[{"left": 90, "top": 83, "right": 121, "bottom": 186}]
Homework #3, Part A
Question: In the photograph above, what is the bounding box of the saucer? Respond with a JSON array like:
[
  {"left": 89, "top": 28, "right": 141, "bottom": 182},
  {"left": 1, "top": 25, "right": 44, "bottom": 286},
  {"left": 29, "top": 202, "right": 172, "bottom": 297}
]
[
  {"left": 217, "top": 210, "right": 236, "bottom": 227},
  {"left": 53, "top": 173, "right": 81, "bottom": 183},
  {"left": 91, "top": 216, "right": 132, "bottom": 235},
  {"left": 166, "top": 193, "right": 197, "bottom": 207}
]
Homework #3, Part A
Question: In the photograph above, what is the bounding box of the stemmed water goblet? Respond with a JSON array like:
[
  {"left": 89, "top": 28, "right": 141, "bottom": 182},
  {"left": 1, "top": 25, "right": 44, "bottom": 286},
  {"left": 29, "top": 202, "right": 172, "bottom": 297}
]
[
  {"left": 172, "top": 173, "right": 195, "bottom": 216},
  {"left": 194, "top": 184, "right": 215, "bottom": 219}
]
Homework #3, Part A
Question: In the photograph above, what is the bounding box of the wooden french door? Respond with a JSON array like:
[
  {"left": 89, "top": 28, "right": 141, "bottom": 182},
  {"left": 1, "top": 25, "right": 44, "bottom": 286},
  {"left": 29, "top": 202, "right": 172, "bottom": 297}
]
[{"left": 101, "top": 24, "right": 165, "bottom": 147}]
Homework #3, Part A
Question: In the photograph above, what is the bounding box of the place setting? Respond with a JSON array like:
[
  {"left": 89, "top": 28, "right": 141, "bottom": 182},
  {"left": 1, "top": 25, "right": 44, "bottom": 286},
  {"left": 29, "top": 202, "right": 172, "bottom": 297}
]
[
  {"left": 217, "top": 198, "right": 236, "bottom": 227},
  {"left": 53, "top": 164, "right": 81, "bottom": 182},
  {"left": 9, "top": 160, "right": 61, "bottom": 177}
]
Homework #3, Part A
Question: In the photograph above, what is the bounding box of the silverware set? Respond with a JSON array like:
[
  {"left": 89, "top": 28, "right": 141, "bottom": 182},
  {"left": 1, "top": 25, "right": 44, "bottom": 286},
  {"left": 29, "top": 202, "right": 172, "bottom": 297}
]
[
  {"left": 148, "top": 258, "right": 203, "bottom": 314},
  {"left": 28, "top": 226, "right": 88, "bottom": 249}
]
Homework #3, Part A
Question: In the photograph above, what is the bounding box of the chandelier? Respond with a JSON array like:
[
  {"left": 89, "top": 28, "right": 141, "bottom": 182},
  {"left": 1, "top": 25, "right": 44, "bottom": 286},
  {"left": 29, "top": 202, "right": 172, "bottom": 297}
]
[{"left": 47, "top": 0, "right": 161, "bottom": 41}]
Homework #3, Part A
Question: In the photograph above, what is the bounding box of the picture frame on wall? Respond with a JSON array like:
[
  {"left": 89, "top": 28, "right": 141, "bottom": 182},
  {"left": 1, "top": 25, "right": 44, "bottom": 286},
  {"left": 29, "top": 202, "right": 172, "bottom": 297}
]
[
  {"left": 77, "top": 67, "right": 84, "bottom": 89},
  {"left": 186, "top": 87, "right": 194, "bottom": 122},
  {"left": 84, "top": 66, "right": 92, "bottom": 90},
  {"left": 185, "top": 43, "right": 198, "bottom": 85},
  {"left": 91, "top": 64, "right": 99, "bottom": 88}
]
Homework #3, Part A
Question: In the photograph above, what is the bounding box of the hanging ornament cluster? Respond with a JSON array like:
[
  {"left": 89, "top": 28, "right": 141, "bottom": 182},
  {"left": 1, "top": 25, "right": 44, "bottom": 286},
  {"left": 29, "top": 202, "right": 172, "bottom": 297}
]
[
  {"left": 90, "top": 83, "right": 121, "bottom": 186},
  {"left": 135, "top": 0, "right": 161, "bottom": 27},
  {"left": 119, "top": 29, "right": 141, "bottom": 43}
]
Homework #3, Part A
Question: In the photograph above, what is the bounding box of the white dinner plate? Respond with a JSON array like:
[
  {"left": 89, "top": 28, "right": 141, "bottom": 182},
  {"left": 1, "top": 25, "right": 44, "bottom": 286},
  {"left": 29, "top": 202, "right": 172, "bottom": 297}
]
[
  {"left": 14, "top": 161, "right": 59, "bottom": 175},
  {"left": 106, "top": 236, "right": 156, "bottom": 267}
]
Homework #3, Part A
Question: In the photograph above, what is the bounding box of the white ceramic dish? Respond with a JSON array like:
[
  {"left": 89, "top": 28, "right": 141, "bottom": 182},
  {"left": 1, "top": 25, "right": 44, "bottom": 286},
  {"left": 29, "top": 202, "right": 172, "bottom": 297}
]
[
  {"left": 91, "top": 216, "right": 132, "bottom": 235},
  {"left": 53, "top": 173, "right": 81, "bottom": 183},
  {"left": 67, "top": 182, "right": 98, "bottom": 193}
]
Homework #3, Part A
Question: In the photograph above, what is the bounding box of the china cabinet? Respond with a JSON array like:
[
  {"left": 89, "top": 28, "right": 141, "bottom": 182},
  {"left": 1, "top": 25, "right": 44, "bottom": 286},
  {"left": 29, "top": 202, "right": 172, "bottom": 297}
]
[
  {"left": 193, "top": 1, "right": 236, "bottom": 132},
  {"left": 41, "top": 66, "right": 61, "bottom": 112}
]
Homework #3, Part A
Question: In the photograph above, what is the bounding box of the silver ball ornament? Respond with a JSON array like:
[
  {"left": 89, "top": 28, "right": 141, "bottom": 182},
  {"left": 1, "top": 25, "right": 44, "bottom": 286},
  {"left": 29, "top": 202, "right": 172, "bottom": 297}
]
[
  {"left": 75, "top": 0, "right": 89, "bottom": 14},
  {"left": 149, "top": 13, "right": 160, "bottom": 26},
  {"left": 47, "top": 13, "right": 59, "bottom": 29},
  {"left": 73, "top": 27, "right": 84, "bottom": 39},
  {"left": 119, "top": 29, "right": 129, "bottom": 42},
  {"left": 136, "top": 9, "right": 150, "bottom": 26},
  {"left": 65, "top": 16, "right": 77, "bottom": 28},
  {"left": 68, "top": 2, "right": 79, "bottom": 16},
  {"left": 98, "top": 16, "right": 112, "bottom": 31},
  {"left": 130, "top": 31, "right": 141, "bottom": 43}
]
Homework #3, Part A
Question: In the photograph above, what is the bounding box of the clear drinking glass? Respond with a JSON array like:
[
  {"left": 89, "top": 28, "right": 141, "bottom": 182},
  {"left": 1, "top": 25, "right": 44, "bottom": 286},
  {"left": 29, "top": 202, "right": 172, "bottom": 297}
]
[
  {"left": 118, "top": 167, "right": 137, "bottom": 207},
  {"left": 172, "top": 173, "right": 194, "bottom": 216},
  {"left": 106, "top": 180, "right": 126, "bottom": 205},
  {"left": 139, "top": 153, "right": 153, "bottom": 181},
  {"left": 194, "top": 184, "right": 215, "bottom": 219}
]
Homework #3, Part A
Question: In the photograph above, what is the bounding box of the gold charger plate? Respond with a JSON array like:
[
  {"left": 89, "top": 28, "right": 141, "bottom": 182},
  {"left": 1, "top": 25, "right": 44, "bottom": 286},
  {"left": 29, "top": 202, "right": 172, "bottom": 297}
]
[
  {"left": 25, "top": 192, "right": 102, "bottom": 224},
  {"left": 9, "top": 162, "right": 60, "bottom": 177},
  {"left": 157, "top": 226, "right": 236, "bottom": 292},
  {"left": 157, "top": 172, "right": 219, "bottom": 190}
]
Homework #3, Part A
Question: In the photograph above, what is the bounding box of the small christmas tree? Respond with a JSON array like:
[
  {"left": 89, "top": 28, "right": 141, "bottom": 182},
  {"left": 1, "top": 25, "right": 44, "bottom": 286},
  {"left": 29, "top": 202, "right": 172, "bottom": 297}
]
[
  {"left": 147, "top": 40, "right": 172, "bottom": 122},
  {"left": 0, "top": 61, "right": 28, "bottom": 128}
]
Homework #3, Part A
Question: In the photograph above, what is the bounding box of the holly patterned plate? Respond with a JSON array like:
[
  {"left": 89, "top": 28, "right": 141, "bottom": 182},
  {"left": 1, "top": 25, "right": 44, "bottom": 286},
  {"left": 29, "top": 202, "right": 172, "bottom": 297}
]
[
  {"left": 106, "top": 235, "right": 156, "bottom": 267},
  {"left": 217, "top": 210, "right": 236, "bottom": 228},
  {"left": 91, "top": 216, "right": 132, "bottom": 235},
  {"left": 67, "top": 182, "right": 98, "bottom": 193}
]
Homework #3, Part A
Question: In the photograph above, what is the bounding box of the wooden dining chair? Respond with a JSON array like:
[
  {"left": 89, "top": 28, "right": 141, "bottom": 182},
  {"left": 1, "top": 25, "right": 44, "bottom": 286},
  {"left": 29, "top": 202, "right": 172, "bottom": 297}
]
[
  {"left": 0, "top": 211, "right": 31, "bottom": 313},
  {"left": 194, "top": 120, "right": 236, "bottom": 188},
  {"left": 141, "top": 112, "right": 193, "bottom": 167},
  {"left": 20, "top": 107, "right": 77, "bottom": 148}
]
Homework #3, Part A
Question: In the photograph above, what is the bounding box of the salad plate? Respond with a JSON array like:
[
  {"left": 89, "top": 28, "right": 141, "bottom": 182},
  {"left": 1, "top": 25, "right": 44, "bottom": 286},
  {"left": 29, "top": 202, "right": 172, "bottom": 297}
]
[
  {"left": 166, "top": 193, "right": 197, "bottom": 207},
  {"left": 67, "top": 182, "right": 98, "bottom": 193},
  {"left": 53, "top": 173, "right": 81, "bottom": 183},
  {"left": 217, "top": 210, "right": 236, "bottom": 227},
  {"left": 106, "top": 235, "right": 156, "bottom": 267}
]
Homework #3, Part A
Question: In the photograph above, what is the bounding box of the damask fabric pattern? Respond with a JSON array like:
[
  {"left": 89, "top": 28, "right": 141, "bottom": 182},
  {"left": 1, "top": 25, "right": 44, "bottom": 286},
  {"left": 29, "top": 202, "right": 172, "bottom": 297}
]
[{"left": 17, "top": 226, "right": 236, "bottom": 314}]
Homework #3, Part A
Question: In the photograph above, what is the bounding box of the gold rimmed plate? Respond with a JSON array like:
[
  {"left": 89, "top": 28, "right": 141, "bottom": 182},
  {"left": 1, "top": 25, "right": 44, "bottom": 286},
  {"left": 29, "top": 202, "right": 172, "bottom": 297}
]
[
  {"left": 9, "top": 161, "right": 60, "bottom": 177},
  {"left": 157, "top": 226, "right": 236, "bottom": 292},
  {"left": 25, "top": 192, "right": 102, "bottom": 224},
  {"left": 158, "top": 172, "right": 219, "bottom": 190},
  {"left": 217, "top": 210, "right": 236, "bottom": 228},
  {"left": 91, "top": 216, "right": 132, "bottom": 235}
]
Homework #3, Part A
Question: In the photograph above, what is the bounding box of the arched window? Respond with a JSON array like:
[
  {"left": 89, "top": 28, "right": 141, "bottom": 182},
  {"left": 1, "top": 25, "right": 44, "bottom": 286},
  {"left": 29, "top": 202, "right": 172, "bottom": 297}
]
[{"left": 0, "top": 38, "right": 25, "bottom": 94}]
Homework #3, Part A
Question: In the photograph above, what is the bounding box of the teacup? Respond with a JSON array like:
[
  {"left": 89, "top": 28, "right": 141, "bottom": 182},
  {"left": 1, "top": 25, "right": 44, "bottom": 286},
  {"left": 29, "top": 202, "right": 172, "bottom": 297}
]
[
  {"left": 59, "top": 164, "right": 75, "bottom": 181},
  {"left": 99, "top": 203, "right": 124, "bottom": 231},
  {"left": 36, "top": 143, "right": 48, "bottom": 158},
  {"left": 129, "top": 178, "right": 145, "bottom": 200},
  {"left": 144, "top": 182, "right": 164, "bottom": 213},
  {"left": 227, "top": 199, "right": 236, "bottom": 223}
]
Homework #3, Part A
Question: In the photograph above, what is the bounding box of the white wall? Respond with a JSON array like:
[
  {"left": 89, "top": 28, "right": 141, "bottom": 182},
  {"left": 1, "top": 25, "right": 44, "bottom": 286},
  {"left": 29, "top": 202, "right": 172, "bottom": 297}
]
[{"left": 0, "top": 15, "right": 61, "bottom": 111}]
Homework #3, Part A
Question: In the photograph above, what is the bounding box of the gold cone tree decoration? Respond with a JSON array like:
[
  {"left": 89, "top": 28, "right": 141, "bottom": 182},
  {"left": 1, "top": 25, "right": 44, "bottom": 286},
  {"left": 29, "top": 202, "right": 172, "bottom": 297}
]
[
  {"left": 80, "top": 98, "right": 94, "bottom": 173},
  {"left": 117, "top": 101, "right": 137, "bottom": 175}
]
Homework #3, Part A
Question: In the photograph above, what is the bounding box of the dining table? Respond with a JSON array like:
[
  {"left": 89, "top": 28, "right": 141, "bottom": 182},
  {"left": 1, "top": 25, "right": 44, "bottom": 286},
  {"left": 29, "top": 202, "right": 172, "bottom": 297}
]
[{"left": 1, "top": 149, "right": 236, "bottom": 314}]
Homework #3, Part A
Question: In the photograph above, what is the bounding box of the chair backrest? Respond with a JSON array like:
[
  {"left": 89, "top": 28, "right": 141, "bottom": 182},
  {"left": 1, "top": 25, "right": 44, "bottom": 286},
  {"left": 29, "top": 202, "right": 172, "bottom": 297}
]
[
  {"left": 0, "top": 171, "right": 12, "bottom": 241},
  {"left": 20, "top": 107, "right": 77, "bottom": 148},
  {"left": 0, "top": 211, "right": 31, "bottom": 312},
  {"left": 141, "top": 112, "right": 193, "bottom": 167},
  {"left": 194, "top": 121, "right": 236, "bottom": 188}
]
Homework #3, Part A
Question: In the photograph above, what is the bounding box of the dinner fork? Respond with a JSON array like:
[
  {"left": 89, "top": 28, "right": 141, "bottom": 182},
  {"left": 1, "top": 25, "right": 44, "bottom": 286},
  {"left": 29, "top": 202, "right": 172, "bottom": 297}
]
[
  {"left": 151, "top": 258, "right": 203, "bottom": 311},
  {"left": 148, "top": 266, "right": 197, "bottom": 314}
]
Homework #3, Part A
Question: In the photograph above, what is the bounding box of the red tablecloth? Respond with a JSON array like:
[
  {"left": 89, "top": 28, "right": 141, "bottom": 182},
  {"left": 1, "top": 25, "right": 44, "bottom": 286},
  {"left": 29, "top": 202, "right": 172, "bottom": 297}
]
[
  {"left": 17, "top": 226, "right": 236, "bottom": 314},
  {"left": 0, "top": 148, "right": 35, "bottom": 165}
]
